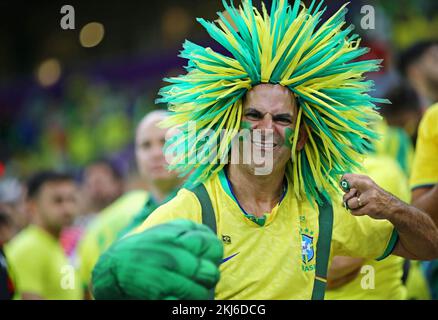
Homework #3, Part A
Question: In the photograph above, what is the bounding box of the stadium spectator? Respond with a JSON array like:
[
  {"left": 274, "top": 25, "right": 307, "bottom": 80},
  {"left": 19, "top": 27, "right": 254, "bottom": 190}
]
[
  {"left": 78, "top": 110, "right": 183, "bottom": 298},
  {"left": 398, "top": 40, "right": 438, "bottom": 111},
  {"left": 5, "top": 171, "right": 82, "bottom": 299}
]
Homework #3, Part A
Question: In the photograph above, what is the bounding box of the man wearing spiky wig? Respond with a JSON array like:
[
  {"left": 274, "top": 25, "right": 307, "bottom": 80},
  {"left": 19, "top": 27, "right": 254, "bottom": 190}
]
[{"left": 91, "top": 0, "right": 438, "bottom": 300}]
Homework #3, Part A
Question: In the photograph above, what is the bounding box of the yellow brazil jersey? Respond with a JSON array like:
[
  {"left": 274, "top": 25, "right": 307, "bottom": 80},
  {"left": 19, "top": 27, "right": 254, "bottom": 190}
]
[
  {"left": 135, "top": 169, "right": 397, "bottom": 300},
  {"left": 77, "top": 190, "right": 148, "bottom": 289},
  {"left": 410, "top": 103, "right": 438, "bottom": 190},
  {"left": 326, "top": 155, "right": 409, "bottom": 300},
  {"left": 5, "top": 225, "right": 82, "bottom": 300}
]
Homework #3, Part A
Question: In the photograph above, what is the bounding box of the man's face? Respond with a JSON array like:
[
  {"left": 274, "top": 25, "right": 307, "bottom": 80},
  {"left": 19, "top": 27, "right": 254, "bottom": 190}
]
[
  {"left": 136, "top": 118, "right": 178, "bottom": 184},
  {"left": 416, "top": 45, "right": 438, "bottom": 94},
  {"left": 32, "top": 180, "right": 78, "bottom": 233},
  {"left": 83, "top": 164, "right": 122, "bottom": 211},
  {"left": 241, "top": 84, "right": 304, "bottom": 174}
]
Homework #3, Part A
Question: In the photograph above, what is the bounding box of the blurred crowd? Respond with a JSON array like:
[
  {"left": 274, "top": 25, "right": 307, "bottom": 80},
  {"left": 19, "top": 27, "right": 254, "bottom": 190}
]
[{"left": 1, "top": 0, "right": 438, "bottom": 300}]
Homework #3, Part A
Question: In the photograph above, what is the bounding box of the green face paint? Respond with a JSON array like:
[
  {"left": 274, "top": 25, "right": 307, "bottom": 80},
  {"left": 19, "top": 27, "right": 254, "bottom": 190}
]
[
  {"left": 284, "top": 127, "right": 295, "bottom": 149},
  {"left": 240, "top": 121, "right": 252, "bottom": 130},
  {"left": 238, "top": 121, "right": 253, "bottom": 143}
]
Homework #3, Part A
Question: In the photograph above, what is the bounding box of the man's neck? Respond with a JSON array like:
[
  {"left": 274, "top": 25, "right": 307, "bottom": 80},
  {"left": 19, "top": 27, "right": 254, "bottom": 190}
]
[
  {"left": 227, "top": 164, "right": 285, "bottom": 217},
  {"left": 33, "top": 221, "right": 61, "bottom": 240}
]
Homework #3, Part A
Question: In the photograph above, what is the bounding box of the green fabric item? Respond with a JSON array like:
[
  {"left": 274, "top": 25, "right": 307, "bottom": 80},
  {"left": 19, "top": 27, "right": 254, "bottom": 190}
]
[
  {"left": 311, "top": 194, "right": 334, "bottom": 300},
  {"left": 190, "top": 184, "right": 217, "bottom": 235},
  {"left": 191, "top": 183, "right": 217, "bottom": 300},
  {"left": 91, "top": 219, "right": 223, "bottom": 300}
]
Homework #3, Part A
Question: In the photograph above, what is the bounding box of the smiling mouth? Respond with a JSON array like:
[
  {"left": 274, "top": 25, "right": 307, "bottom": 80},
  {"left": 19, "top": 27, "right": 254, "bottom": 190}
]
[{"left": 251, "top": 140, "right": 278, "bottom": 149}]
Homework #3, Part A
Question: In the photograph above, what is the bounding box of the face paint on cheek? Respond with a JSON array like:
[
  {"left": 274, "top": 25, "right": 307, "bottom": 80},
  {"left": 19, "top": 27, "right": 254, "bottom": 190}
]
[
  {"left": 284, "top": 127, "right": 295, "bottom": 149},
  {"left": 240, "top": 121, "right": 252, "bottom": 130},
  {"left": 239, "top": 121, "right": 253, "bottom": 143}
]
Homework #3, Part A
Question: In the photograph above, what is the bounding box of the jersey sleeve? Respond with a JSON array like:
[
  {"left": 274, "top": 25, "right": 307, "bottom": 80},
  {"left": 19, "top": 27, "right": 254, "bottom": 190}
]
[
  {"left": 331, "top": 203, "right": 398, "bottom": 261},
  {"left": 132, "top": 188, "right": 203, "bottom": 234},
  {"left": 410, "top": 104, "right": 438, "bottom": 190}
]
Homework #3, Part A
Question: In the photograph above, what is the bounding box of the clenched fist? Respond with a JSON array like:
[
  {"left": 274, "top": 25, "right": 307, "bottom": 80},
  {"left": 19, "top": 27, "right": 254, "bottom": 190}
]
[
  {"left": 340, "top": 173, "right": 401, "bottom": 220},
  {"left": 91, "top": 219, "right": 224, "bottom": 300}
]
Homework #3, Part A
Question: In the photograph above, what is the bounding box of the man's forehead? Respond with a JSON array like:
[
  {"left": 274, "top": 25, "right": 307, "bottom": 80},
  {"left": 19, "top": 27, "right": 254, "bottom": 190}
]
[
  {"left": 136, "top": 111, "right": 168, "bottom": 137},
  {"left": 39, "top": 181, "right": 76, "bottom": 196},
  {"left": 136, "top": 119, "right": 167, "bottom": 142},
  {"left": 243, "top": 84, "right": 296, "bottom": 113}
]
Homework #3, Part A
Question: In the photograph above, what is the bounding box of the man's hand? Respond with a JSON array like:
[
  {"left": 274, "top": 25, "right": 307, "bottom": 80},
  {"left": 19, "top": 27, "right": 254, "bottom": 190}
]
[
  {"left": 91, "top": 219, "right": 224, "bottom": 300},
  {"left": 340, "top": 173, "right": 400, "bottom": 220},
  {"left": 339, "top": 174, "right": 438, "bottom": 260}
]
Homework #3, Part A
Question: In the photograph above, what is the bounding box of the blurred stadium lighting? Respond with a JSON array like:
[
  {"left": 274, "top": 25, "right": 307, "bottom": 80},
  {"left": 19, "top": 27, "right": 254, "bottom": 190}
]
[
  {"left": 79, "top": 22, "right": 105, "bottom": 48},
  {"left": 36, "top": 58, "right": 62, "bottom": 87},
  {"left": 162, "top": 6, "right": 191, "bottom": 43}
]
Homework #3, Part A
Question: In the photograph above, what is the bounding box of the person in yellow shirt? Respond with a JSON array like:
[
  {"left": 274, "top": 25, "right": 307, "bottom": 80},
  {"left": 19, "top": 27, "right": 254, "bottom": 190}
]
[
  {"left": 373, "top": 82, "right": 422, "bottom": 176},
  {"left": 77, "top": 190, "right": 148, "bottom": 297},
  {"left": 411, "top": 103, "right": 438, "bottom": 209},
  {"left": 77, "top": 110, "right": 182, "bottom": 297},
  {"left": 91, "top": 0, "right": 438, "bottom": 300},
  {"left": 410, "top": 103, "right": 438, "bottom": 299},
  {"left": 6, "top": 171, "right": 82, "bottom": 300},
  {"left": 398, "top": 41, "right": 438, "bottom": 112}
]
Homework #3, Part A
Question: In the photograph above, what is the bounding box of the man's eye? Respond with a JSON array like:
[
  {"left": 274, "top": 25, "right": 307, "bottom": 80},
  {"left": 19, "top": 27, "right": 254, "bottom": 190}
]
[
  {"left": 142, "top": 142, "right": 151, "bottom": 149},
  {"left": 275, "top": 118, "right": 292, "bottom": 125},
  {"left": 245, "top": 112, "right": 262, "bottom": 120}
]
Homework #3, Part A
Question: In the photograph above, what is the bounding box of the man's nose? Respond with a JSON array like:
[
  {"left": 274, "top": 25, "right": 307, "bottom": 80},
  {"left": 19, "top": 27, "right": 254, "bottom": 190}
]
[
  {"left": 151, "top": 145, "right": 164, "bottom": 160},
  {"left": 61, "top": 201, "right": 76, "bottom": 217},
  {"left": 259, "top": 114, "right": 273, "bottom": 130}
]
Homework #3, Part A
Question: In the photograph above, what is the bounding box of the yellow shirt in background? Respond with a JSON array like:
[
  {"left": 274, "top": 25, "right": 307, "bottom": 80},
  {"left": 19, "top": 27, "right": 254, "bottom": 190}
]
[
  {"left": 410, "top": 103, "right": 438, "bottom": 190},
  {"left": 135, "top": 169, "right": 397, "bottom": 300},
  {"left": 77, "top": 190, "right": 148, "bottom": 289},
  {"left": 5, "top": 225, "right": 82, "bottom": 300}
]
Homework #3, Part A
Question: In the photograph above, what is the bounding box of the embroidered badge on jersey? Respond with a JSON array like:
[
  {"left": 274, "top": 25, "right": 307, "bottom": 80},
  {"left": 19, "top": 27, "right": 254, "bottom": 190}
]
[{"left": 300, "top": 226, "right": 316, "bottom": 272}]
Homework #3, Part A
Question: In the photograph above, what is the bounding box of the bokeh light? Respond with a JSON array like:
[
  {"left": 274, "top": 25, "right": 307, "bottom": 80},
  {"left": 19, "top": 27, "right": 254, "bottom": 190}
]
[
  {"left": 36, "top": 58, "right": 62, "bottom": 87},
  {"left": 79, "top": 22, "right": 105, "bottom": 48}
]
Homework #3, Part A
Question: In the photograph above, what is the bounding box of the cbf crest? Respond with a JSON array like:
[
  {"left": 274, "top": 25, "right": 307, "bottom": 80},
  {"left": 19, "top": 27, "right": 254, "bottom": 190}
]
[{"left": 300, "top": 228, "right": 315, "bottom": 272}]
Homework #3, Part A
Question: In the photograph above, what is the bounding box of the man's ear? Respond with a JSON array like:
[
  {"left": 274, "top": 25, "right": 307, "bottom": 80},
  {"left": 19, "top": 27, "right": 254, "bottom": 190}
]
[{"left": 296, "top": 124, "right": 308, "bottom": 151}]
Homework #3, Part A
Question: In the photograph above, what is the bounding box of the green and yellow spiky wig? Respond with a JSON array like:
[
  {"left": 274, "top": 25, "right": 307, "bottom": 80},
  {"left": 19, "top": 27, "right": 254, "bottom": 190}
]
[{"left": 157, "top": 0, "right": 387, "bottom": 204}]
